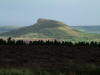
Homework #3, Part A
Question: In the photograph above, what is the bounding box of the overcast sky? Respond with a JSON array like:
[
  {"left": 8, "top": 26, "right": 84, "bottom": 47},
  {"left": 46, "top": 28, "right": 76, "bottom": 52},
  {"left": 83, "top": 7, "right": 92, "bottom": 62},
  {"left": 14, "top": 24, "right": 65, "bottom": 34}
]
[{"left": 0, "top": 0, "right": 100, "bottom": 26}]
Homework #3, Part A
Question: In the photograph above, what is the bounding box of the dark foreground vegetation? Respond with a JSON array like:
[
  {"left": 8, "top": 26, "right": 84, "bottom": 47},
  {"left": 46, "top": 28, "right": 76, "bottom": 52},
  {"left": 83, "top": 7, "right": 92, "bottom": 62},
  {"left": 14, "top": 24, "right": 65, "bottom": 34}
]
[
  {"left": 0, "top": 37, "right": 100, "bottom": 75},
  {"left": 0, "top": 69, "right": 100, "bottom": 75},
  {"left": 1, "top": 37, "right": 100, "bottom": 46}
]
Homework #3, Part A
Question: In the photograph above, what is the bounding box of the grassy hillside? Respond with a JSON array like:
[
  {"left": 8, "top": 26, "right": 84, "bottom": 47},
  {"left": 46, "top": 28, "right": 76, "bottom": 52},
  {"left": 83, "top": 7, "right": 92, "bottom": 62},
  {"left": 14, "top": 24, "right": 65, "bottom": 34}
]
[
  {"left": 72, "top": 26, "right": 100, "bottom": 34},
  {"left": 0, "top": 19, "right": 100, "bottom": 41}
]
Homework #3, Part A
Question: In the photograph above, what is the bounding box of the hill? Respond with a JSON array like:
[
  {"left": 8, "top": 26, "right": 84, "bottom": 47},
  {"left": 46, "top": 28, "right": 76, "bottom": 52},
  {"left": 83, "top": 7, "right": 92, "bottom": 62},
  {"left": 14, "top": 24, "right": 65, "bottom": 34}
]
[
  {"left": 0, "top": 18, "right": 100, "bottom": 41},
  {"left": 72, "top": 26, "right": 100, "bottom": 34}
]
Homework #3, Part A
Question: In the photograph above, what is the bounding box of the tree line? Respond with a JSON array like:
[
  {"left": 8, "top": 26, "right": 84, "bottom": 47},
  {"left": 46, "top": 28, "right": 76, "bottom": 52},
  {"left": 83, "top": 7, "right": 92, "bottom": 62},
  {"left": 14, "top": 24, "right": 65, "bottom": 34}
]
[{"left": 0, "top": 37, "right": 100, "bottom": 46}]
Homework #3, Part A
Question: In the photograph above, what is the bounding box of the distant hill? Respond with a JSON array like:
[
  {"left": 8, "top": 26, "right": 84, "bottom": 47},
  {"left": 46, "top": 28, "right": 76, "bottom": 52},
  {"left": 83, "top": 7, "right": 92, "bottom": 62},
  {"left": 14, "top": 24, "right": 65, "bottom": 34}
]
[
  {"left": 0, "top": 19, "right": 100, "bottom": 41},
  {"left": 72, "top": 26, "right": 100, "bottom": 34},
  {"left": 0, "top": 25, "right": 23, "bottom": 33}
]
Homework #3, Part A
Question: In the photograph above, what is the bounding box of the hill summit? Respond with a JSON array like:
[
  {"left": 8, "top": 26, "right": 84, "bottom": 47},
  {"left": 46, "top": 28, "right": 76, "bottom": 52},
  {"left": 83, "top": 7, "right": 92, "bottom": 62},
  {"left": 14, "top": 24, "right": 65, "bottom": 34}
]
[
  {"left": 0, "top": 18, "right": 97, "bottom": 41},
  {"left": 37, "top": 18, "right": 51, "bottom": 23},
  {"left": 35, "top": 18, "right": 67, "bottom": 27}
]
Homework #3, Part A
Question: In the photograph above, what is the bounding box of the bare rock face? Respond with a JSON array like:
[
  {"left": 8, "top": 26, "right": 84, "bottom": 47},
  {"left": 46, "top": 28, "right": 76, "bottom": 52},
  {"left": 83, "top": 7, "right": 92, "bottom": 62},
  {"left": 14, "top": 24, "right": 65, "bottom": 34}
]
[{"left": 37, "top": 18, "right": 53, "bottom": 24}]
